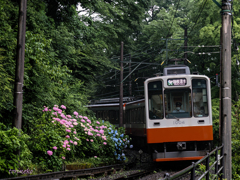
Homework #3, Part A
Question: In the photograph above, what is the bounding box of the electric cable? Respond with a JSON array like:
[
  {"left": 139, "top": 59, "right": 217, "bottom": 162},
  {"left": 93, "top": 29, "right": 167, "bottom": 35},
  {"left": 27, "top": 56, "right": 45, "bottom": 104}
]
[
  {"left": 188, "top": 0, "right": 208, "bottom": 37},
  {"left": 165, "top": 0, "right": 181, "bottom": 39}
]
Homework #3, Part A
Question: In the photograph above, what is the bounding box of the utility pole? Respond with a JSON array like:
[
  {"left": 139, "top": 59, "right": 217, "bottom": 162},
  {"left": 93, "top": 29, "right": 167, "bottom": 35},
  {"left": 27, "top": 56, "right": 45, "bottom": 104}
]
[
  {"left": 13, "top": 0, "right": 27, "bottom": 129},
  {"left": 129, "top": 54, "right": 132, "bottom": 96},
  {"left": 221, "top": 0, "right": 232, "bottom": 179},
  {"left": 119, "top": 42, "right": 123, "bottom": 127},
  {"left": 219, "top": 27, "right": 222, "bottom": 143}
]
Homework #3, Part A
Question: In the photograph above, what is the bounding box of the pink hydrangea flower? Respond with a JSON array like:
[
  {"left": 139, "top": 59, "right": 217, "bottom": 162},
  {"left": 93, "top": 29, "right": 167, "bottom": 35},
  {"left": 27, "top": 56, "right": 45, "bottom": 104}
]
[
  {"left": 86, "top": 139, "right": 89, "bottom": 141},
  {"left": 49, "top": 109, "right": 51, "bottom": 111},
  {"left": 70, "top": 140, "right": 73, "bottom": 143},
  {"left": 66, "top": 129, "right": 71, "bottom": 133},
  {"left": 73, "top": 141, "right": 77, "bottom": 145},
  {"left": 87, "top": 119, "right": 91, "bottom": 123},
  {"left": 62, "top": 156, "right": 65, "bottom": 159},
  {"left": 88, "top": 131, "right": 93, "bottom": 136},
  {"left": 81, "top": 119, "right": 85, "bottom": 123},
  {"left": 52, "top": 146, "right": 57, "bottom": 150},
  {"left": 90, "top": 139, "right": 93, "bottom": 142},
  {"left": 123, "top": 139, "right": 125, "bottom": 141},
  {"left": 96, "top": 121, "right": 100, "bottom": 124},
  {"left": 67, "top": 148, "right": 71, "bottom": 151},
  {"left": 73, "top": 122, "right": 78, "bottom": 126},
  {"left": 63, "top": 145, "right": 66, "bottom": 148},
  {"left": 53, "top": 107, "right": 58, "bottom": 111},
  {"left": 94, "top": 156, "right": 97, "bottom": 158},
  {"left": 73, "top": 111, "right": 78, "bottom": 116},
  {"left": 44, "top": 107, "right": 48, "bottom": 111},
  {"left": 66, "top": 115, "right": 71, "bottom": 118},
  {"left": 47, "top": 150, "right": 53, "bottom": 156},
  {"left": 55, "top": 118, "right": 60, "bottom": 121},
  {"left": 103, "top": 142, "right": 107, "bottom": 145},
  {"left": 66, "top": 135, "right": 70, "bottom": 138},
  {"left": 99, "top": 130, "right": 104, "bottom": 134},
  {"left": 73, "top": 131, "right": 76, "bottom": 134},
  {"left": 61, "top": 114, "right": 66, "bottom": 119},
  {"left": 61, "top": 105, "right": 66, "bottom": 109},
  {"left": 67, "top": 145, "right": 70, "bottom": 147}
]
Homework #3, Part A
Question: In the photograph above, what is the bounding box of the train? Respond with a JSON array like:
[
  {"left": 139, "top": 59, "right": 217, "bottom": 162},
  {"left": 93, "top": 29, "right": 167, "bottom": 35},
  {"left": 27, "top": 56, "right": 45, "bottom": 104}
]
[{"left": 87, "top": 60, "right": 213, "bottom": 162}]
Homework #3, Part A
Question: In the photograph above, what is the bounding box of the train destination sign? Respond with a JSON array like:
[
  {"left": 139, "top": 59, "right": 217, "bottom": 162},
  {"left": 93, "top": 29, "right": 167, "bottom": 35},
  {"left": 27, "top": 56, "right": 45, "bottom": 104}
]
[{"left": 167, "top": 78, "right": 187, "bottom": 86}]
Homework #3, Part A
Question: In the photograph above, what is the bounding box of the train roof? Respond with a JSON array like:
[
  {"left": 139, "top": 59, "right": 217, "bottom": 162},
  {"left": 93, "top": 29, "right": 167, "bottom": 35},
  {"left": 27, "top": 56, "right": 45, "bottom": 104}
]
[
  {"left": 163, "top": 65, "right": 190, "bottom": 76},
  {"left": 89, "top": 96, "right": 144, "bottom": 105}
]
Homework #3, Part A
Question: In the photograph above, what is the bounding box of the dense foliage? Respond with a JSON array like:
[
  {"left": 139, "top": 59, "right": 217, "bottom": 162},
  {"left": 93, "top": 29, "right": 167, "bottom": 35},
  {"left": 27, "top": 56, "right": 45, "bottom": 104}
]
[
  {"left": 0, "top": 123, "right": 32, "bottom": 177},
  {"left": 1, "top": 0, "right": 240, "bottom": 178}
]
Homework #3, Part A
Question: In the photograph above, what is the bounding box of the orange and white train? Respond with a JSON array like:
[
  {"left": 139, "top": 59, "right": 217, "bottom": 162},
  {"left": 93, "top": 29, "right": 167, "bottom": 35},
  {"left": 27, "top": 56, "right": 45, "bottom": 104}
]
[{"left": 87, "top": 64, "right": 213, "bottom": 162}]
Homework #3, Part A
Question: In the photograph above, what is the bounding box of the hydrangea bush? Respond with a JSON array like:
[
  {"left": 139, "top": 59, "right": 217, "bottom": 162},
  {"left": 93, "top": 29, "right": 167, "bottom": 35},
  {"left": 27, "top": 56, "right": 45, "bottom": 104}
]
[{"left": 29, "top": 105, "right": 133, "bottom": 172}]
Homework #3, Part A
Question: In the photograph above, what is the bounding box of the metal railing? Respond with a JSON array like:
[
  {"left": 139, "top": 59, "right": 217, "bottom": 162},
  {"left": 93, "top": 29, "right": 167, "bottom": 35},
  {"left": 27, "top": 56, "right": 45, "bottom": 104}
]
[{"left": 164, "top": 145, "right": 224, "bottom": 180}]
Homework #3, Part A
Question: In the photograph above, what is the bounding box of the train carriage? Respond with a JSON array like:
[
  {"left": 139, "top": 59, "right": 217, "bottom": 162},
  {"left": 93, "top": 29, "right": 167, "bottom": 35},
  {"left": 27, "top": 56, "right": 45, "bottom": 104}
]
[{"left": 87, "top": 61, "right": 213, "bottom": 162}]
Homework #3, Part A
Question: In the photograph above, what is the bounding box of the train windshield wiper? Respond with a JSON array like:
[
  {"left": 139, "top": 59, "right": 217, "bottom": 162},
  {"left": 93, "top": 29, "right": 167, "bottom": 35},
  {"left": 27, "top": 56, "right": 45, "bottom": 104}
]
[{"left": 168, "top": 114, "right": 179, "bottom": 121}]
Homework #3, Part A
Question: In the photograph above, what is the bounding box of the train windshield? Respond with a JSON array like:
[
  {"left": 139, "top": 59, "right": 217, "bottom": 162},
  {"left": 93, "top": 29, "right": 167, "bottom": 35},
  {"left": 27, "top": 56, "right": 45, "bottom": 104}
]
[
  {"left": 192, "top": 79, "right": 209, "bottom": 117},
  {"left": 165, "top": 88, "right": 192, "bottom": 119},
  {"left": 148, "top": 81, "right": 164, "bottom": 119}
]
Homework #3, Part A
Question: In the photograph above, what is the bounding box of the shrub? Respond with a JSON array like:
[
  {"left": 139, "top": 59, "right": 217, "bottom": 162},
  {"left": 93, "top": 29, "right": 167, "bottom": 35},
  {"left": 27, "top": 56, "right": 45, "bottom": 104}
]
[
  {"left": 0, "top": 123, "right": 32, "bottom": 178},
  {"left": 27, "top": 105, "right": 132, "bottom": 172}
]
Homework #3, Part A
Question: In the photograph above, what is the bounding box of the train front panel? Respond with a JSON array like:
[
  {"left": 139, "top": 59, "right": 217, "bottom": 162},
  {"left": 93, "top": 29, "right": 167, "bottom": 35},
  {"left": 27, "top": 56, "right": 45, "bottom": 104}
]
[{"left": 144, "top": 75, "right": 213, "bottom": 161}]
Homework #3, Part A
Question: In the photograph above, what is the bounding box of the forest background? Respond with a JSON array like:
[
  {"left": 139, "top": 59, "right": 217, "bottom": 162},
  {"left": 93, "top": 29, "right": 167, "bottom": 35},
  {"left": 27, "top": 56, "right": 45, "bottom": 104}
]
[{"left": 1, "top": 0, "right": 240, "bottom": 178}]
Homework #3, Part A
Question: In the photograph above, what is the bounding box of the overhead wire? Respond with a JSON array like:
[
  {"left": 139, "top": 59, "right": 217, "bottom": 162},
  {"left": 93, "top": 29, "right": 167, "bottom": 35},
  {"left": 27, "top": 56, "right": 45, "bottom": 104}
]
[
  {"left": 164, "top": 0, "right": 181, "bottom": 39},
  {"left": 188, "top": 0, "right": 208, "bottom": 37},
  {"left": 99, "top": 47, "right": 164, "bottom": 80}
]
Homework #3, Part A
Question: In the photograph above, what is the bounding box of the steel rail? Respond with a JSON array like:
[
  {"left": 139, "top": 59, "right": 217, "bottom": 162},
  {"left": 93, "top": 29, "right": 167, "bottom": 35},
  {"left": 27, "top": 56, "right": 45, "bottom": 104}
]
[
  {"left": 114, "top": 169, "right": 153, "bottom": 180},
  {"left": 3, "top": 163, "right": 131, "bottom": 180}
]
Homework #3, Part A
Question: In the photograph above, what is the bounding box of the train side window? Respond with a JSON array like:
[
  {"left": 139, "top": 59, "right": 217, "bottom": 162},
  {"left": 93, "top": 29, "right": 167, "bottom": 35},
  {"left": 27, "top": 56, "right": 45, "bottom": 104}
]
[
  {"left": 192, "top": 79, "right": 209, "bottom": 117},
  {"left": 109, "top": 110, "right": 115, "bottom": 124},
  {"left": 116, "top": 110, "right": 119, "bottom": 124},
  {"left": 148, "top": 81, "right": 164, "bottom": 120}
]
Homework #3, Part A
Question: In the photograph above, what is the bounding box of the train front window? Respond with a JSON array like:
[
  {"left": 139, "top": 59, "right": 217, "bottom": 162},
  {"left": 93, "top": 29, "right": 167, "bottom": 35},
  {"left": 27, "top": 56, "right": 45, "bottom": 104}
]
[
  {"left": 164, "top": 88, "right": 192, "bottom": 119},
  {"left": 148, "top": 81, "right": 163, "bottom": 119},
  {"left": 192, "top": 79, "right": 209, "bottom": 117}
]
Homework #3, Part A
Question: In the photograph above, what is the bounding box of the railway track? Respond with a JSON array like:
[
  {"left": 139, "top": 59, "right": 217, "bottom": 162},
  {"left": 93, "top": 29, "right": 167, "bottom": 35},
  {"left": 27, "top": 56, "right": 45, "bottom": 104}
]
[
  {"left": 3, "top": 163, "right": 132, "bottom": 180},
  {"left": 3, "top": 150, "right": 195, "bottom": 180}
]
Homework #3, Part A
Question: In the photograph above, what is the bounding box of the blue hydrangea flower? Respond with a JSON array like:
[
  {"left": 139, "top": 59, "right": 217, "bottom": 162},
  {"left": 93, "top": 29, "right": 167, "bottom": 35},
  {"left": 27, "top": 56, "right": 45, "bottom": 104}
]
[
  {"left": 122, "top": 153, "right": 125, "bottom": 156},
  {"left": 130, "top": 145, "right": 133, "bottom": 148},
  {"left": 120, "top": 134, "right": 124, "bottom": 138}
]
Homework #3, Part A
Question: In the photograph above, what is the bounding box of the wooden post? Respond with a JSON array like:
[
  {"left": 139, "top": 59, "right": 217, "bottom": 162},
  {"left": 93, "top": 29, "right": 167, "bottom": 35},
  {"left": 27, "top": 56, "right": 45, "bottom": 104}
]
[{"left": 13, "top": 0, "right": 27, "bottom": 129}]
